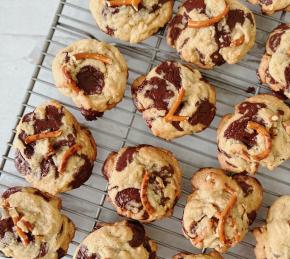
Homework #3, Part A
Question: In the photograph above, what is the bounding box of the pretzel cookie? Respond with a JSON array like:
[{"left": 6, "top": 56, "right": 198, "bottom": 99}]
[
  {"left": 248, "top": 0, "right": 290, "bottom": 15},
  {"left": 167, "top": 0, "right": 256, "bottom": 69},
  {"left": 173, "top": 251, "right": 223, "bottom": 259},
  {"left": 217, "top": 94, "right": 290, "bottom": 174},
  {"left": 132, "top": 61, "right": 216, "bottom": 140},
  {"left": 258, "top": 24, "right": 290, "bottom": 98},
  {"left": 73, "top": 220, "right": 157, "bottom": 259},
  {"left": 182, "top": 168, "right": 263, "bottom": 253},
  {"left": 253, "top": 196, "right": 290, "bottom": 259},
  {"left": 0, "top": 187, "right": 75, "bottom": 259},
  {"left": 89, "top": 0, "right": 173, "bottom": 43},
  {"left": 52, "top": 39, "right": 128, "bottom": 120},
  {"left": 14, "top": 100, "right": 97, "bottom": 194},
  {"left": 102, "top": 145, "right": 182, "bottom": 222}
]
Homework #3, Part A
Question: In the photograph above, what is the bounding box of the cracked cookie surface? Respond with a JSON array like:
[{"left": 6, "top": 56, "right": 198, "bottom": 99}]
[
  {"left": 0, "top": 186, "right": 75, "bottom": 259},
  {"left": 73, "top": 220, "right": 157, "bottom": 259},
  {"left": 14, "top": 100, "right": 97, "bottom": 194},
  {"left": 182, "top": 168, "right": 263, "bottom": 253},
  {"left": 102, "top": 145, "right": 182, "bottom": 222},
  {"left": 52, "top": 39, "right": 128, "bottom": 120},
  {"left": 167, "top": 0, "right": 256, "bottom": 69},
  {"left": 90, "top": 0, "right": 173, "bottom": 43},
  {"left": 217, "top": 94, "right": 290, "bottom": 174},
  {"left": 258, "top": 24, "right": 290, "bottom": 98},
  {"left": 132, "top": 61, "right": 216, "bottom": 140}
]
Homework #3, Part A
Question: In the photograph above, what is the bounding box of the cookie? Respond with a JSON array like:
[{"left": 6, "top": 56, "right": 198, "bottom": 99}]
[
  {"left": 248, "top": 0, "right": 290, "bottom": 15},
  {"left": 73, "top": 220, "right": 157, "bottom": 259},
  {"left": 14, "top": 100, "right": 97, "bottom": 195},
  {"left": 102, "top": 144, "right": 182, "bottom": 222},
  {"left": 166, "top": 0, "right": 256, "bottom": 69},
  {"left": 89, "top": 0, "right": 173, "bottom": 43},
  {"left": 253, "top": 196, "right": 290, "bottom": 259},
  {"left": 217, "top": 94, "right": 290, "bottom": 174},
  {"left": 182, "top": 168, "right": 263, "bottom": 253},
  {"left": 173, "top": 251, "right": 223, "bottom": 259},
  {"left": 132, "top": 61, "right": 216, "bottom": 140},
  {"left": 257, "top": 24, "right": 290, "bottom": 98},
  {"left": 0, "top": 186, "right": 75, "bottom": 259},
  {"left": 52, "top": 39, "right": 128, "bottom": 120}
]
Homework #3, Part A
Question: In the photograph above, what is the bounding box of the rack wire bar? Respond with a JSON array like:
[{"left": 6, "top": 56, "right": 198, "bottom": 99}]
[{"left": 0, "top": 0, "right": 289, "bottom": 258}]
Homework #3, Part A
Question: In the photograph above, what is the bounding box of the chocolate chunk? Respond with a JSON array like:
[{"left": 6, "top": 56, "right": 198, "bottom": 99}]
[
  {"left": 34, "top": 105, "right": 64, "bottom": 134},
  {"left": 102, "top": 151, "right": 117, "bottom": 180},
  {"left": 40, "top": 158, "right": 56, "bottom": 178},
  {"left": 76, "top": 66, "right": 105, "bottom": 95},
  {"left": 127, "top": 220, "right": 146, "bottom": 247},
  {"left": 268, "top": 30, "right": 285, "bottom": 52},
  {"left": 224, "top": 102, "right": 266, "bottom": 148},
  {"left": 33, "top": 189, "right": 51, "bottom": 202},
  {"left": 140, "top": 77, "right": 175, "bottom": 111},
  {"left": 35, "top": 243, "right": 48, "bottom": 259},
  {"left": 80, "top": 108, "right": 104, "bottom": 121},
  {"left": 260, "top": 0, "right": 273, "bottom": 5},
  {"left": 69, "top": 155, "right": 94, "bottom": 189},
  {"left": 0, "top": 218, "right": 14, "bottom": 239},
  {"left": 115, "top": 188, "right": 142, "bottom": 210},
  {"left": 278, "top": 109, "right": 285, "bottom": 115},
  {"left": 75, "top": 245, "right": 98, "bottom": 259},
  {"left": 53, "top": 134, "right": 76, "bottom": 150},
  {"left": 2, "top": 187, "right": 22, "bottom": 199},
  {"left": 143, "top": 237, "right": 156, "bottom": 259},
  {"left": 155, "top": 61, "right": 182, "bottom": 89},
  {"left": 18, "top": 131, "right": 35, "bottom": 159},
  {"left": 106, "top": 26, "right": 115, "bottom": 36},
  {"left": 232, "top": 175, "right": 253, "bottom": 197},
  {"left": 168, "top": 15, "right": 186, "bottom": 45},
  {"left": 183, "top": 0, "right": 206, "bottom": 13},
  {"left": 116, "top": 147, "right": 138, "bottom": 171},
  {"left": 247, "top": 210, "right": 257, "bottom": 225},
  {"left": 22, "top": 112, "right": 33, "bottom": 123},
  {"left": 285, "top": 64, "right": 290, "bottom": 87},
  {"left": 188, "top": 99, "right": 216, "bottom": 128},
  {"left": 15, "top": 150, "right": 31, "bottom": 175},
  {"left": 150, "top": 0, "right": 170, "bottom": 13},
  {"left": 57, "top": 248, "right": 66, "bottom": 259},
  {"left": 150, "top": 166, "right": 174, "bottom": 187},
  {"left": 226, "top": 10, "right": 246, "bottom": 31}
]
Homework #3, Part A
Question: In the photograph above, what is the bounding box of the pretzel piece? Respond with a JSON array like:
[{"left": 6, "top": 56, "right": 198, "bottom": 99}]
[
  {"left": 25, "top": 130, "right": 62, "bottom": 144},
  {"left": 15, "top": 226, "right": 30, "bottom": 247},
  {"left": 58, "top": 144, "right": 82, "bottom": 173},
  {"left": 217, "top": 186, "right": 237, "bottom": 245},
  {"left": 165, "top": 88, "right": 188, "bottom": 122},
  {"left": 140, "top": 171, "right": 155, "bottom": 214},
  {"left": 246, "top": 121, "right": 272, "bottom": 161},
  {"left": 230, "top": 35, "right": 245, "bottom": 47},
  {"left": 188, "top": 5, "right": 230, "bottom": 28},
  {"left": 288, "top": 47, "right": 290, "bottom": 57},
  {"left": 74, "top": 53, "right": 112, "bottom": 65},
  {"left": 62, "top": 66, "right": 80, "bottom": 94},
  {"left": 107, "top": 0, "right": 141, "bottom": 11}
]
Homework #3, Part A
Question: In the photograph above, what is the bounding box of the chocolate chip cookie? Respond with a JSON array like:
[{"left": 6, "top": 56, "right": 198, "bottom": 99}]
[
  {"left": 0, "top": 186, "right": 75, "bottom": 259},
  {"left": 102, "top": 145, "right": 182, "bottom": 222},
  {"left": 248, "top": 0, "right": 290, "bottom": 15},
  {"left": 52, "top": 39, "right": 128, "bottom": 120},
  {"left": 73, "top": 220, "right": 157, "bottom": 259},
  {"left": 167, "top": 0, "right": 256, "bottom": 69},
  {"left": 89, "top": 0, "right": 173, "bottom": 43},
  {"left": 132, "top": 61, "right": 216, "bottom": 140},
  {"left": 217, "top": 94, "right": 290, "bottom": 174},
  {"left": 258, "top": 24, "right": 290, "bottom": 98},
  {"left": 14, "top": 100, "right": 97, "bottom": 194},
  {"left": 253, "top": 195, "right": 290, "bottom": 259},
  {"left": 173, "top": 251, "right": 223, "bottom": 259},
  {"left": 182, "top": 168, "right": 263, "bottom": 253}
]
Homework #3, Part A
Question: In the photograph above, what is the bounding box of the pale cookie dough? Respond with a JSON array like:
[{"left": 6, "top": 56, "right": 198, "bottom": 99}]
[
  {"left": 132, "top": 61, "right": 216, "bottom": 140},
  {"left": 102, "top": 144, "right": 182, "bottom": 222},
  {"left": 217, "top": 94, "right": 290, "bottom": 174},
  {"left": 173, "top": 251, "right": 223, "bottom": 259},
  {"left": 14, "top": 100, "right": 97, "bottom": 195},
  {"left": 258, "top": 24, "right": 290, "bottom": 98},
  {"left": 89, "top": 0, "right": 173, "bottom": 43},
  {"left": 248, "top": 0, "right": 290, "bottom": 15},
  {"left": 73, "top": 220, "right": 157, "bottom": 259},
  {"left": 253, "top": 196, "right": 290, "bottom": 259},
  {"left": 0, "top": 186, "right": 75, "bottom": 259},
  {"left": 167, "top": 0, "right": 256, "bottom": 69},
  {"left": 52, "top": 39, "right": 128, "bottom": 120},
  {"left": 182, "top": 168, "right": 263, "bottom": 253}
]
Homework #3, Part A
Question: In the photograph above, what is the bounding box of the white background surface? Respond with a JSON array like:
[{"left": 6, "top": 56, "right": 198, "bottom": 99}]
[{"left": 0, "top": 0, "right": 59, "bottom": 156}]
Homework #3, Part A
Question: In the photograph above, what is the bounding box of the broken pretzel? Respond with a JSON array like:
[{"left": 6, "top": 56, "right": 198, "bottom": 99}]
[
  {"left": 140, "top": 171, "right": 155, "bottom": 214},
  {"left": 25, "top": 130, "right": 62, "bottom": 144},
  {"left": 230, "top": 35, "right": 245, "bottom": 47},
  {"left": 74, "top": 52, "right": 112, "bottom": 64},
  {"left": 107, "top": 0, "right": 141, "bottom": 11},
  {"left": 58, "top": 144, "right": 82, "bottom": 173}
]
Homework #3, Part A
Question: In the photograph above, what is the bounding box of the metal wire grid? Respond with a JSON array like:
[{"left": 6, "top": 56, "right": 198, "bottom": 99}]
[{"left": 0, "top": 0, "right": 290, "bottom": 258}]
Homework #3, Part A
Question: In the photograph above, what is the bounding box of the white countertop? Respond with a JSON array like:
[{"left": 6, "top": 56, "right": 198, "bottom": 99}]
[{"left": 0, "top": 0, "right": 59, "bottom": 156}]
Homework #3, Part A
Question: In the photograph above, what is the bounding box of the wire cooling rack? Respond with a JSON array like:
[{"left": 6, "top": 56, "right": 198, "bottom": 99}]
[{"left": 0, "top": 0, "right": 289, "bottom": 258}]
